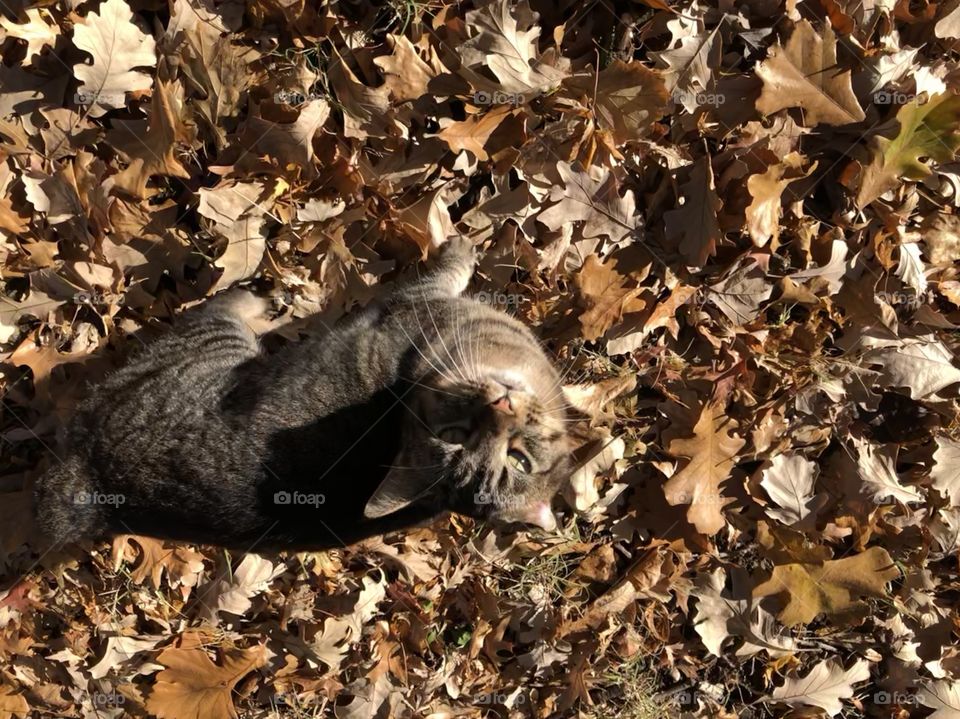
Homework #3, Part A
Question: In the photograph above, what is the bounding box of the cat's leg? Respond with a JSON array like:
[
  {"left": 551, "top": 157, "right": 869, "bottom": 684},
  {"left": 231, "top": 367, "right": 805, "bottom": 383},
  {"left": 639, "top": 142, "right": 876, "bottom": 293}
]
[
  {"left": 200, "top": 289, "right": 276, "bottom": 336},
  {"left": 391, "top": 237, "right": 477, "bottom": 304}
]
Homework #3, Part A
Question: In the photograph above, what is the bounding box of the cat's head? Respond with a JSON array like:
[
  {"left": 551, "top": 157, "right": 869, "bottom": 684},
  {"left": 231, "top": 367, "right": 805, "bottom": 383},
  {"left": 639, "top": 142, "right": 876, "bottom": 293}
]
[{"left": 364, "top": 315, "right": 575, "bottom": 532}]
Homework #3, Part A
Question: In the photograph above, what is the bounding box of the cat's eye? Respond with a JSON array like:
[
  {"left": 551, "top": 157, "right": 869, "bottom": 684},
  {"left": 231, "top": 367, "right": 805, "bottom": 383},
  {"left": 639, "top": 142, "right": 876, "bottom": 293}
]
[
  {"left": 438, "top": 426, "right": 470, "bottom": 445},
  {"left": 506, "top": 448, "right": 532, "bottom": 473}
]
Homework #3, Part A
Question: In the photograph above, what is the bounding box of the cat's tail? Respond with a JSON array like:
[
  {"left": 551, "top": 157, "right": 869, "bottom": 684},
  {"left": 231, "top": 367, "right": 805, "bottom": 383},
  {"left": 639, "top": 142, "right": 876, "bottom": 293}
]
[{"left": 34, "top": 456, "right": 106, "bottom": 546}]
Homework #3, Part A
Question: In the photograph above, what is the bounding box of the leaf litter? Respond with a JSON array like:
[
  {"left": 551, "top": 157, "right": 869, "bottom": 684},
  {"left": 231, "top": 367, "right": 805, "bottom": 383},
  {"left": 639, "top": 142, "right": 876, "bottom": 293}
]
[{"left": 1, "top": 0, "right": 960, "bottom": 717}]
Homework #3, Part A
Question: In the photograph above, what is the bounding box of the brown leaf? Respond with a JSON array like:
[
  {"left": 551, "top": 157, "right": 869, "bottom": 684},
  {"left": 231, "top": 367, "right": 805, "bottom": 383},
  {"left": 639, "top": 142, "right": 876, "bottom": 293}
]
[
  {"left": 0, "top": 684, "right": 29, "bottom": 719},
  {"left": 111, "top": 80, "right": 193, "bottom": 198},
  {"left": 538, "top": 162, "right": 638, "bottom": 244},
  {"left": 373, "top": 34, "right": 436, "bottom": 103},
  {"left": 575, "top": 254, "right": 646, "bottom": 341},
  {"left": 752, "top": 546, "right": 900, "bottom": 625},
  {"left": 146, "top": 636, "right": 269, "bottom": 719},
  {"left": 563, "top": 60, "right": 669, "bottom": 143},
  {"left": 744, "top": 152, "right": 817, "bottom": 247},
  {"left": 664, "top": 400, "right": 745, "bottom": 534},
  {"left": 71, "top": 0, "right": 156, "bottom": 117},
  {"left": 436, "top": 105, "right": 518, "bottom": 161},
  {"left": 755, "top": 19, "right": 865, "bottom": 126},
  {"left": 664, "top": 156, "right": 723, "bottom": 267}
]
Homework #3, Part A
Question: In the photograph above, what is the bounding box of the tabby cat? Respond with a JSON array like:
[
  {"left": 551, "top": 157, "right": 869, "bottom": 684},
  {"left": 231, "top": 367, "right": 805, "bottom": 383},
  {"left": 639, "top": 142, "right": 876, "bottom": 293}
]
[{"left": 35, "top": 239, "right": 575, "bottom": 550}]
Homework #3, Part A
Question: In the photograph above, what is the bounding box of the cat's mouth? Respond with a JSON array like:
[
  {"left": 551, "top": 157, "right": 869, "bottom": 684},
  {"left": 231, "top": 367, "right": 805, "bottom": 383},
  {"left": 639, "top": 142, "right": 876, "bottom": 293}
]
[{"left": 491, "top": 501, "right": 558, "bottom": 532}]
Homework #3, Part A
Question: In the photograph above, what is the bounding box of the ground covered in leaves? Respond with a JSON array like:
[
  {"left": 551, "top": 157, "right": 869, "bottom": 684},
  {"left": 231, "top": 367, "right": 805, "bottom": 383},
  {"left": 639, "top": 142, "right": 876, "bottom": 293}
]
[{"left": 1, "top": 0, "right": 960, "bottom": 717}]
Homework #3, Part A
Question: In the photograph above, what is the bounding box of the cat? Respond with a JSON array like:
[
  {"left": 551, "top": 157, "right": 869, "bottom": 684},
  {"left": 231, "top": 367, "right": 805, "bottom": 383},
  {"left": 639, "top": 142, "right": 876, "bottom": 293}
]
[{"left": 34, "top": 238, "right": 576, "bottom": 551}]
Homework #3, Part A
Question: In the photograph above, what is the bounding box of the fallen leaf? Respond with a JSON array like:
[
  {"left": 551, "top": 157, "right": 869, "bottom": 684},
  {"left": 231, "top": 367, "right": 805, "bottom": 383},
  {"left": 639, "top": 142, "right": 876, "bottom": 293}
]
[
  {"left": 856, "top": 93, "right": 960, "bottom": 207},
  {"left": 770, "top": 659, "right": 870, "bottom": 716},
  {"left": 146, "top": 637, "right": 269, "bottom": 719},
  {"left": 71, "top": 0, "right": 157, "bottom": 117},
  {"left": 753, "top": 546, "right": 900, "bottom": 625},
  {"left": 664, "top": 156, "right": 723, "bottom": 268},
  {"left": 760, "top": 453, "right": 820, "bottom": 525},
  {"left": 0, "top": 9, "right": 58, "bottom": 63},
  {"left": 539, "top": 163, "right": 638, "bottom": 245},
  {"left": 756, "top": 19, "right": 865, "bottom": 126},
  {"left": 562, "top": 60, "right": 669, "bottom": 143},
  {"left": 664, "top": 400, "right": 746, "bottom": 535},
  {"left": 574, "top": 254, "right": 646, "bottom": 342}
]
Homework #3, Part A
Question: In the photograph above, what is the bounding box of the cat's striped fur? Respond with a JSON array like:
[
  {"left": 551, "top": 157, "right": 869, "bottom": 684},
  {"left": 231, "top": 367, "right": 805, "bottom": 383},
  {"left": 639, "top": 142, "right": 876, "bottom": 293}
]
[{"left": 35, "top": 239, "right": 574, "bottom": 550}]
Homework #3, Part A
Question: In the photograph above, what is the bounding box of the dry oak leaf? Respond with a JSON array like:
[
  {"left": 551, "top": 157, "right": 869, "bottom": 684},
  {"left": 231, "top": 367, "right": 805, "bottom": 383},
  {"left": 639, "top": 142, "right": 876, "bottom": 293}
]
[
  {"left": 562, "top": 60, "right": 669, "bottom": 143},
  {"left": 0, "top": 288, "right": 62, "bottom": 343},
  {"left": 460, "top": 0, "right": 566, "bottom": 94},
  {"left": 652, "top": 17, "right": 721, "bottom": 113},
  {"left": 112, "top": 80, "right": 193, "bottom": 198},
  {"left": 756, "top": 19, "right": 865, "bottom": 126},
  {"left": 242, "top": 99, "right": 330, "bottom": 172},
  {"left": 759, "top": 452, "right": 819, "bottom": 525},
  {"left": 200, "top": 553, "right": 284, "bottom": 620},
  {"left": 538, "top": 162, "right": 638, "bottom": 244},
  {"left": 0, "top": 9, "right": 58, "bottom": 63},
  {"left": 112, "top": 535, "right": 205, "bottom": 590},
  {"left": 328, "top": 46, "right": 391, "bottom": 140},
  {"left": 745, "top": 152, "right": 817, "bottom": 247},
  {"left": 851, "top": 436, "right": 922, "bottom": 504},
  {"left": 856, "top": 93, "right": 960, "bottom": 207},
  {"left": 864, "top": 336, "right": 960, "bottom": 399},
  {"left": 574, "top": 254, "right": 646, "bottom": 342},
  {"left": 664, "top": 401, "right": 746, "bottom": 535},
  {"left": 663, "top": 155, "right": 723, "bottom": 268},
  {"left": 920, "top": 680, "right": 960, "bottom": 718},
  {"left": 0, "top": 684, "right": 29, "bottom": 719},
  {"left": 436, "top": 105, "right": 519, "bottom": 161},
  {"left": 146, "top": 639, "right": 269, "bottom": 719},
  {"left": 373, "top": 34, "right": 436, "bottom": 103},
  {"left": 770, "top": 659, "right": 870, "bottom": 716},
  {"left": 931, "top": 436, "right": 960, "bottom": 507},
  {"left": 198, "top": 180, "right": 270, "bottom": 287},
  {"left": 752, "top": 546, "right": 900, "bottom": 626},
  {"left": 71, "top": 0, "right": 157, "bottom": 118}
]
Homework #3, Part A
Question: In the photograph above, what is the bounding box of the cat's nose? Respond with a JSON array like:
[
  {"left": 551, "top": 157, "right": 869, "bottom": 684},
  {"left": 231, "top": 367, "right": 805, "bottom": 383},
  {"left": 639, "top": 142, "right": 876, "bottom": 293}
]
[{"left": 490, "top": 394, "right": 514, "bottom": 415}]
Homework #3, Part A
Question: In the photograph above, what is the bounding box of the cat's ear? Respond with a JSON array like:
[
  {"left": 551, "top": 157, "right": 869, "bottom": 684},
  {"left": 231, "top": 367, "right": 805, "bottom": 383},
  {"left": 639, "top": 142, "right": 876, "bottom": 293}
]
[
  {"left": 364, "top": 467, "right": 436, "bottom": 519},
  {"left": 561, "top": 375, "right": 636, "bottom": 422}
]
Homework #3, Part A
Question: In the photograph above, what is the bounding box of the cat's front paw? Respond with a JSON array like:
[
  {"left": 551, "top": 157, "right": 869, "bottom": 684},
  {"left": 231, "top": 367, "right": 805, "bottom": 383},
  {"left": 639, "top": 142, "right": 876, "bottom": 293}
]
[
  {"left": 439, "top": 236, "right": 478, "bottom": 269},
  {"left": 428, "top": 237, "right": 477, "bottom": 297}
]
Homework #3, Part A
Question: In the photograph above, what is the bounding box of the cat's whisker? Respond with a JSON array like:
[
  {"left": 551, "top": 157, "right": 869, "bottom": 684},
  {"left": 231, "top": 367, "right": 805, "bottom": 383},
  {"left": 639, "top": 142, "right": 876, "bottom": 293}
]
[
  {"left": 408, "top": 298, "right": 470, "bottom": 387},
  {"left": 542, "top": 344, "right": 588, "bottom": 405},
  {"left": 454, "top": 302, "right": 480, "bottom": 384},
  {"left": 451, "top": 302, "right": 474, "bottom": 384},
  {"left": 399, "top": 375, "right": 470, "bottom": 400},
  {"left": 394, "top": 320, "right": 460, "bottom": 387},
  {"left": 416, "top": 286, "right": 472, "bottom": 387}
]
